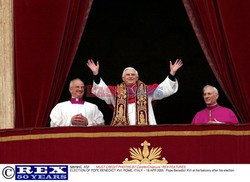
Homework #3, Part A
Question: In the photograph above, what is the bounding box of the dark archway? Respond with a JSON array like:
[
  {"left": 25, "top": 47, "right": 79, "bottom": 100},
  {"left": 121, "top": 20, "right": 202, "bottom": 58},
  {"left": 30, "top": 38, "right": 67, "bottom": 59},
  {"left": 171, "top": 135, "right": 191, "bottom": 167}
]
[{"left": 60, "top": 0, "right": 235, "bottom": 125}]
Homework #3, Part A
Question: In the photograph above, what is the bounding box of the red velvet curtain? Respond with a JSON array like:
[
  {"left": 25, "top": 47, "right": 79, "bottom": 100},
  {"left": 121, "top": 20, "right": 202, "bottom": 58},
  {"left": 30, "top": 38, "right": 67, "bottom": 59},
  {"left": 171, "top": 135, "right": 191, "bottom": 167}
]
[
  {"left": 14, "top": 0, "right": 93, "bottom": 128},
  {"left": 183, "top": 0, "right": 250, "bottom": 122}
]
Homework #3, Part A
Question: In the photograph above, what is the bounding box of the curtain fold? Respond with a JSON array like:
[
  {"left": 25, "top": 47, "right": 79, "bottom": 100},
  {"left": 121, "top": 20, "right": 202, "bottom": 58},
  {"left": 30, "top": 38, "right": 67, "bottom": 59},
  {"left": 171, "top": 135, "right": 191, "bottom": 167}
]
[
  {"left": 14, "top": 0, "right": 93, "bottom": 128},
  {"left": 183, "top": 0, "right": 250, "bottom": 122}
]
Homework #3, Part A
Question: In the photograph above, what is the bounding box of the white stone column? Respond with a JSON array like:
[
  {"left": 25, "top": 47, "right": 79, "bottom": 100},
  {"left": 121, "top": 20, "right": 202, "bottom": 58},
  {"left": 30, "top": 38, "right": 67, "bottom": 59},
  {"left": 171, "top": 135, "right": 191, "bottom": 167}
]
[{"left": 0, "top": 0, "right": 14, "bottom": 128}]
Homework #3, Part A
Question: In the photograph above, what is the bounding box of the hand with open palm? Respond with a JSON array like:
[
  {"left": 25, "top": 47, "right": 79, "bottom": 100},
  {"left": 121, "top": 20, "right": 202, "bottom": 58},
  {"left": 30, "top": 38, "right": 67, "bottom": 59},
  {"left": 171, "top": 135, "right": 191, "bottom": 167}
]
[
  {"left": 86, "top": 59, "right": 99, "bottom": 75},
  {"left": 170, "top": 59, "right": 183, "bottom": 76}
]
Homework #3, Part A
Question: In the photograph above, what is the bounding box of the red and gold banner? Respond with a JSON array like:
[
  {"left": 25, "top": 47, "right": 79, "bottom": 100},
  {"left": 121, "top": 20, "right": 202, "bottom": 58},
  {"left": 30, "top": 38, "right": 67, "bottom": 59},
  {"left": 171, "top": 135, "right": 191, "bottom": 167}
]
[{"left": 1, "top": 124, "right": 250, "bottom": 164}]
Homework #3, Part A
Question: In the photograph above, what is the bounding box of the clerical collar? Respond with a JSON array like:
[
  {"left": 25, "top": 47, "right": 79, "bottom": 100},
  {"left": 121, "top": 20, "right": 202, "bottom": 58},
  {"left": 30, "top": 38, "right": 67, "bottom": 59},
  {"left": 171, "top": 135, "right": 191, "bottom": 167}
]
[
  {"left": 207, "top": 104, "right": 219, "bottom": 110},
  {"left": 70, "top": 98, "right": 84, "bottom": 104}
]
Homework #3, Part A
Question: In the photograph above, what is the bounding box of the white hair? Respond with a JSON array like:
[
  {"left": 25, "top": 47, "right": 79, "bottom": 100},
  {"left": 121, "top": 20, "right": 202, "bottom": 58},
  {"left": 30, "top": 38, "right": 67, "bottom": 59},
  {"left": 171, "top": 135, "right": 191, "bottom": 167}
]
[
  {"left": 203, "top": 85, "right": 219, "bottom": 95},
  {"left": 122, "top": 67, "right": 139, "bottom": 77},
  {"left": 69, "top": 78, "right": 83, "bottom": 88}
]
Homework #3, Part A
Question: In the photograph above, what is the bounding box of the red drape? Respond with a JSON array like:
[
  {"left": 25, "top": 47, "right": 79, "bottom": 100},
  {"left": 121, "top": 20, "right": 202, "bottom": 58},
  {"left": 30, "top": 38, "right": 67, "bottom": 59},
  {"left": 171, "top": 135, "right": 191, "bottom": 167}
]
[
  {"left": 14, "top": 0, "right": 93, "bottom": 128},
  {"left": 183, "top": 0, "right": 250, "bottom": 122}
]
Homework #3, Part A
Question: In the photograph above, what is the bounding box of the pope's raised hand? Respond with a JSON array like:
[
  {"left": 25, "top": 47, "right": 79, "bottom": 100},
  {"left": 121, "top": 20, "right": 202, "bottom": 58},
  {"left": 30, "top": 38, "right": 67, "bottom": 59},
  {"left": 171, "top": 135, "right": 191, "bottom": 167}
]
[
  {"left": 86, "top": 59, "right": 99, "bottom": 75},
  {"left": 170, "top": 59, "right": 183, "bottom": 76}
]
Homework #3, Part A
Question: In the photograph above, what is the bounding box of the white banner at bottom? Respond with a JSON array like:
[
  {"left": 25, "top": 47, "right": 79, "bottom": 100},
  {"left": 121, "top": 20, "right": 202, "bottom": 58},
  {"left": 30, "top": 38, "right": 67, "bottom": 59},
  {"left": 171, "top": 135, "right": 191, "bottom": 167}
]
[{"left": 0, "top": 164, "right": 250, "bottom": 182}]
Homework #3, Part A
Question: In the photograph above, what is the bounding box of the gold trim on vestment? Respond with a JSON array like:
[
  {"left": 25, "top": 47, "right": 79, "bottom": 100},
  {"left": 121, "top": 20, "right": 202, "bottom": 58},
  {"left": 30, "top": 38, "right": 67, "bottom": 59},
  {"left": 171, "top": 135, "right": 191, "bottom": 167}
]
[
  {"left": 111, "top": 83, "right": 129, "bottom": 125},
  {"left": 136, "top": 81, "right": 149, "bottom": 125},
  {"left": 111, "top": 81, "right": 149, "bottom": 126}
]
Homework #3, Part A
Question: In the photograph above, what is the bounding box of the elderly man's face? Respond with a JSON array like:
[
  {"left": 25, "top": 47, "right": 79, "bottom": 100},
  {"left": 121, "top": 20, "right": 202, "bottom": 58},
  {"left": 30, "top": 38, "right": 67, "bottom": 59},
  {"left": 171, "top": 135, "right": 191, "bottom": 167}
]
[
  {"left": 203, "top": 87, "right": 218, "bottom": 106},
  {"left": 122, "top": 69, "right": 138, "bottom": 85},
  {"left": 69, "top": 80, "right": 85, "bottom": 98}
]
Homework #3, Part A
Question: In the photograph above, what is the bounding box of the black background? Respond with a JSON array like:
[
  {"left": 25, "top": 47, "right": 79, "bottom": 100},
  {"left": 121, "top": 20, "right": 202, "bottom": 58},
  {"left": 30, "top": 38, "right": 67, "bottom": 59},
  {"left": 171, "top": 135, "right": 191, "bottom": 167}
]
[{"left": 59, "top": 0, "right": 235, "bottom": 125}]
